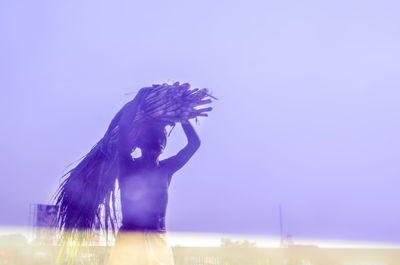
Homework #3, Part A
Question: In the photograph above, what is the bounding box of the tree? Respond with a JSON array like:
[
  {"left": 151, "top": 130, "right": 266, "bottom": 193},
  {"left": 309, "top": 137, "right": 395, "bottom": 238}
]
[{"left": 220, "top": 237, "right": 257, "bottom": 248}]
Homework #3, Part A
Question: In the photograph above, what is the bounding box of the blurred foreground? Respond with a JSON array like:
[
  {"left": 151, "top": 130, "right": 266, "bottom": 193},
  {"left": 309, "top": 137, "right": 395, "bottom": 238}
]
[{"left": 1, "top": 229, "right": 399, "bottom": 265}]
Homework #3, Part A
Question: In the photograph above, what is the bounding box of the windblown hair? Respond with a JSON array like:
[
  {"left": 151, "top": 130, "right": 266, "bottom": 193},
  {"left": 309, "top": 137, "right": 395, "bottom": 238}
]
[{"left": 53, "top": 87, "right": 151, "bottom": 239}]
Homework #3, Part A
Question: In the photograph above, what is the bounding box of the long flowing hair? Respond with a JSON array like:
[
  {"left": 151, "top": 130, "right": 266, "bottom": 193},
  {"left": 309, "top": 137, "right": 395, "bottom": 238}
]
[{"left": 53, "top": 87, "right": 152, "bottom": 240}]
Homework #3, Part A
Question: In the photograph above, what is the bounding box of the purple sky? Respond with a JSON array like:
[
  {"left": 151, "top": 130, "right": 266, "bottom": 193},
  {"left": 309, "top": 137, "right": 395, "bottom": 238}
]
[{"left": 1, "top": 0, "right": 400, "bottom": 243}]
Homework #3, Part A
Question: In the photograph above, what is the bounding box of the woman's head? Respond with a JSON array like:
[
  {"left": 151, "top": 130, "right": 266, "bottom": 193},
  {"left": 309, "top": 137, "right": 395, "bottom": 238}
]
[{"left": 135, "top": 122, "right": 168, "bottom": 162}]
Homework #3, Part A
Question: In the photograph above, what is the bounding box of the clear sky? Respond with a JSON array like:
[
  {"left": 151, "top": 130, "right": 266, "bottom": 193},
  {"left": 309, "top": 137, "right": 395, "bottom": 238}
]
[{"left": 1, "top": 0, "right": 400, "bottom": 244}]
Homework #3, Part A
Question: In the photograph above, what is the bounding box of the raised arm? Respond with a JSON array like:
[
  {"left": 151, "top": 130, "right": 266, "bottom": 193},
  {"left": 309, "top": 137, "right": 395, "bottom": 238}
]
[
  {"left": 116, "top": 96, "right": 145, "bottom": 167},
  {"left": 116, "top": 88, "right": 150, "bottom": 165},
  {"left": 117, "top": 110, "right": 135, "bottom": 166},
  {"left": 162, "top": 120, "right": 201, "bottom": 173}
]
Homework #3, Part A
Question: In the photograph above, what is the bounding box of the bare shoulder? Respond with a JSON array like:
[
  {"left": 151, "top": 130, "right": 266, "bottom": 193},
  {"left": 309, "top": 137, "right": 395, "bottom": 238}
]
[{"left": 159, "top": 156, "right": 176, "bottom": 169}]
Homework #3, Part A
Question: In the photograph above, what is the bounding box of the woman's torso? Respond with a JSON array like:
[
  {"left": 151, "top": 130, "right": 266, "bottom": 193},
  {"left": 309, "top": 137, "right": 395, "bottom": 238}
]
[{"left": 118, "top": 159, "right": 172, "bottom": 232}]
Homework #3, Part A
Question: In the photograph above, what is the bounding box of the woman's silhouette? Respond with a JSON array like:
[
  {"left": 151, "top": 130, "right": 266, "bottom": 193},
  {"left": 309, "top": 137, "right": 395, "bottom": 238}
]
[
  {"left": 110, "top": 120, "right": 201, "bottom": 264},
  {"left": 54, "top": 82, "right": 213, "bottom": 264}
]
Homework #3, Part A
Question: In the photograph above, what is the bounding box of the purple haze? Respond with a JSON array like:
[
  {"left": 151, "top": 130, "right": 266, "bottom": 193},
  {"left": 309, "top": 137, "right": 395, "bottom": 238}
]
[{"left": 1, "top": 0, "right": 400, "bottom": 243}]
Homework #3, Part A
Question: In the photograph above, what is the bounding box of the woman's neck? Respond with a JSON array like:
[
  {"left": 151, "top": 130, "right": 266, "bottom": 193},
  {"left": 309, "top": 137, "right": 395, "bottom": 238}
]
[{"left": 135, "top": 156, "right": 159, "bottom": 168}]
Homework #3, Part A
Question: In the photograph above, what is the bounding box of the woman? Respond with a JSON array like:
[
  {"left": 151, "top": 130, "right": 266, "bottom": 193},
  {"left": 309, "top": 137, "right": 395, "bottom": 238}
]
[
  {"left": 54, "top": 82, "right": 213, "bottom": 265},
  {"left": 110, "top": 120, "right": 201, "bottom": 264}
]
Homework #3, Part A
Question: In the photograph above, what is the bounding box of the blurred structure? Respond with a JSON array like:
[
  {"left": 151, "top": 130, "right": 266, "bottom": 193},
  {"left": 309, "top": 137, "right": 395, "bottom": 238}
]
[
  {"left": 30, "top": 204, "right": 58, "bottom": 245},
  {"left": 0, "top": 237, "right": 399, "bottom": 265}
]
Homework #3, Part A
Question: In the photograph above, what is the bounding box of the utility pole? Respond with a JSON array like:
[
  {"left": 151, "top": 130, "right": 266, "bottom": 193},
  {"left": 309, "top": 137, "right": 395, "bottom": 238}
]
[{"left": 279, "top": 204, "right": 284, "bottom": 247}]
